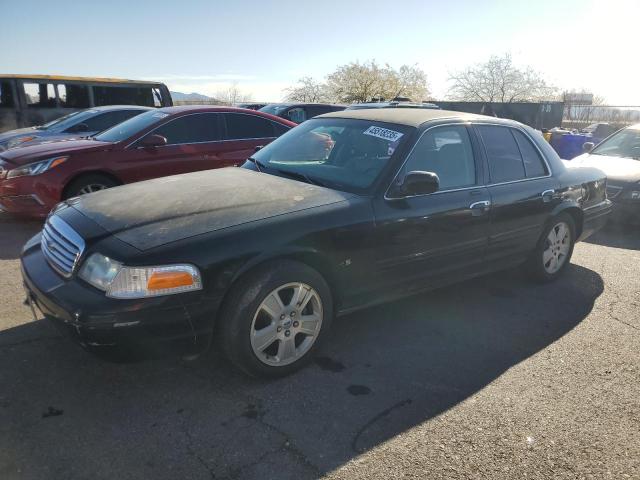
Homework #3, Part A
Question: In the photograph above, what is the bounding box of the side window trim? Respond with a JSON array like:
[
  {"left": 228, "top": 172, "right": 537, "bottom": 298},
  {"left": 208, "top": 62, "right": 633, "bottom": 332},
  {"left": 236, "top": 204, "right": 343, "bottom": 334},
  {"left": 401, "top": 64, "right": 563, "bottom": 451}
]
[
  {"left": 472, "top": 123, "right": 552, "bottom": 186},
  {"left": 384, "top": 122, "right": 481, "bottom": 199}
]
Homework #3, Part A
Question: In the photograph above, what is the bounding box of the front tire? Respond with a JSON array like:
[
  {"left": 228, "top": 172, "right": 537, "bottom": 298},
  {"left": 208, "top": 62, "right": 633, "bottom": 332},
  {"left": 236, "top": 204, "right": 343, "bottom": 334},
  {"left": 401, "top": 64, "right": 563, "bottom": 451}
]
[
  {"left": 218, "top": 260, "right": 333, "bottom": 378},
  {"left": 527, "top": 212, "right": 576, "bottom": 282},
  {"left": 64, "top": 174, "right": 119, "bottom": 199}
]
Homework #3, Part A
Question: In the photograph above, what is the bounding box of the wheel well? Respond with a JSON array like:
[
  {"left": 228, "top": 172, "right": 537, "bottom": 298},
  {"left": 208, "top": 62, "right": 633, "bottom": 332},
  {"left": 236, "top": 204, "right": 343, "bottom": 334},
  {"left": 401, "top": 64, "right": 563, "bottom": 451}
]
[
  {"left": 215, "top": 253, "right": 340, "bottom": 332},
  {"left": 562, "top": 207, "right": 584, "bottom": 238},
  {"left": 62, "top": 171, "right": 122, "bottom": 200}
]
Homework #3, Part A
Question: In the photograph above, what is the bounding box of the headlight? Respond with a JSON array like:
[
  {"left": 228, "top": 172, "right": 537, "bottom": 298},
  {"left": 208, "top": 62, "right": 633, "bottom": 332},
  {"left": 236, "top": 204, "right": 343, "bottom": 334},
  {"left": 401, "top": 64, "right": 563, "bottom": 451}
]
[
  {"left": 6, "top": 156, "right": 68, "bottom": 179},
  {"left": 78, "top": 253, "right": 202, "bottom": 299},
  {"left": 78, "top": 253, "right": 122, "bottom": 291}
]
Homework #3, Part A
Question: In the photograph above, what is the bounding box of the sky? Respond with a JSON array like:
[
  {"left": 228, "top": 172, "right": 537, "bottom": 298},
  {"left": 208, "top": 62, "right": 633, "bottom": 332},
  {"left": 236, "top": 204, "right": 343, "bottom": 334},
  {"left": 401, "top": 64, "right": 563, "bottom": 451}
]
[{"left": 1, "top": 0, "right": 639, "bottom": 104}]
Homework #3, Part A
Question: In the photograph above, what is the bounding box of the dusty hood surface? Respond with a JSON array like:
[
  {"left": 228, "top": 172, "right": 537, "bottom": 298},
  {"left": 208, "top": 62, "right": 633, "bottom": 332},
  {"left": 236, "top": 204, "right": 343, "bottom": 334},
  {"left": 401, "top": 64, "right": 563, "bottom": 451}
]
[
  {"left": 0, "top": 138, "right": 111, "bottom": 165},
  {"left": 70, "top": 167, "right": 355, "bottom": 250},
  {"left": 572, "top": 153, "right": 640, "bottom": 183}
]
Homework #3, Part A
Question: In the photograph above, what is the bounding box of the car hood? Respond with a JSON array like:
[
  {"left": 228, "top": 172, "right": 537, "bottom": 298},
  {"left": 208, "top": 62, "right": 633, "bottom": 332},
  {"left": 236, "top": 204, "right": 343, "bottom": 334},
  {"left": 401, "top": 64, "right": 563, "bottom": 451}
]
[
  {"left": 0, "top": 138, "right": 112, "bottom": 165},
  {"left": 70, "top": 167, "right": 356, "bottom": 251},
  {"left": 0, "top": 128, "right": 38, "bottom": 150},
  {"left": 572, "top": 153, "right": 640, "bottom": 183}
]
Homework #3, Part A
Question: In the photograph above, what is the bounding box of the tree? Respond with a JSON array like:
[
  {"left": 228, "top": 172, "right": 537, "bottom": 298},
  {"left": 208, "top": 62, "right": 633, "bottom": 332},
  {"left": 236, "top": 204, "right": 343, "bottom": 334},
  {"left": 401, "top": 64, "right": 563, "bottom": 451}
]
[
  {"left": 215, "top": 82, "right": 252, "bottom": 105},
  {"left": 284, "top": 77, "right": 329, "bottom": 102},
  {"left": 325, "top": 60, "right": 430, "bottom": 103},
  {"left": 448, "top": 54, "right": 557, "bottom": 103},
  {"left": 383, "top": 65, "right": 430, "bottom": 102}
]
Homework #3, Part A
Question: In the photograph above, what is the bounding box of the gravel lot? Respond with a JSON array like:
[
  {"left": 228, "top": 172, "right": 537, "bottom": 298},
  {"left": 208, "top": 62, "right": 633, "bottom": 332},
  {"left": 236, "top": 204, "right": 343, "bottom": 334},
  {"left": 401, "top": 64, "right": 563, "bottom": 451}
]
[{"left": 0, "top": 213, "right": 638, "bottom": 480}]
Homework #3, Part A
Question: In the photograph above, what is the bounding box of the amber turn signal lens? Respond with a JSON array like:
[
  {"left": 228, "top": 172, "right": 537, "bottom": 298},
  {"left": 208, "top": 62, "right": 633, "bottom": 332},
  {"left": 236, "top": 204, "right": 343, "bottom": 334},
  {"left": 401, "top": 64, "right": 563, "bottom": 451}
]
[
  {"left": 147, "top": 271, "right": 194, "bottom": 291},
  {"left": 50, "top": 157, "right": 67, "bottom": 169}
]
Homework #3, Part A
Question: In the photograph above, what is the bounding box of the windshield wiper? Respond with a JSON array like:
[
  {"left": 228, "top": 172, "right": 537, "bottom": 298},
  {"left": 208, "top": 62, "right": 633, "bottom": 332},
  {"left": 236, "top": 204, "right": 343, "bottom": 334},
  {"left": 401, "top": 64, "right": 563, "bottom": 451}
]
[
  {"left": 272, "top": 168, "right": 327, "bottom": 187},
  {"left": 247, "top": 157, "right": 327, "bottom": 187},
  {"left": 246, "top": 156, "right": 266, "bottom": 172}
]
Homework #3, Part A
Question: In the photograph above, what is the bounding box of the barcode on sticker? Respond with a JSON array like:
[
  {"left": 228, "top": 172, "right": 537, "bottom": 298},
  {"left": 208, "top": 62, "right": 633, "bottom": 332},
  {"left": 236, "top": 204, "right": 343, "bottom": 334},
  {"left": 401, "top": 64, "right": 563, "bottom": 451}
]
[{"left": 363, "top": 126, "right": 404, "bottom": 142}]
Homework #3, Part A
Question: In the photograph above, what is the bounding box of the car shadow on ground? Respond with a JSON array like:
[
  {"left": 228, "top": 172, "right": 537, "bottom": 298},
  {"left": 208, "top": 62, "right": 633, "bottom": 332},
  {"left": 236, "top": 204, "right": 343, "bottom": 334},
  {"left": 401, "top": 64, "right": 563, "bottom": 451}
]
[
  {"left": 585, "top": 221, "right": 640, "bottom": 251},
  {"left": 0, "top": 264, "right": 603, "bottom": 479},
  {"left": 0, "top": 214, "right": 42, "bottom": 260}
]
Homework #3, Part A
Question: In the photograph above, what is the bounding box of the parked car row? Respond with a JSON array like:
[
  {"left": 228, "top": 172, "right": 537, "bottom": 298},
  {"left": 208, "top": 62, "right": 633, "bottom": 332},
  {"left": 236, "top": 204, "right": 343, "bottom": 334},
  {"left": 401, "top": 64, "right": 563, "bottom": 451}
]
[
  {"left": 0, "top": 105, "right": 151, "bottom": 151},
  {"left": 0, "top": 106, "right": 295, "bottom": 216},
  {"left": 570, "top": 123, "right": 640, "bottom": 224},
  {"left": 19, "top": 107, "right": 611, "bottom": 377}
]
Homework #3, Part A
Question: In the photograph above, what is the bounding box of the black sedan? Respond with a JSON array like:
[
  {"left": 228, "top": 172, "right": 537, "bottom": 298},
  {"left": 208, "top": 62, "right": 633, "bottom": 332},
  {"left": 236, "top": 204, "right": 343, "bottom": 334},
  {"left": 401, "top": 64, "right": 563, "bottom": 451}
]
[
  {"left": 21, "top": 108, "right": 611, "bottom": 377},
  {"left": 572, "top": 123, "right": 640, "bottom": 224}
]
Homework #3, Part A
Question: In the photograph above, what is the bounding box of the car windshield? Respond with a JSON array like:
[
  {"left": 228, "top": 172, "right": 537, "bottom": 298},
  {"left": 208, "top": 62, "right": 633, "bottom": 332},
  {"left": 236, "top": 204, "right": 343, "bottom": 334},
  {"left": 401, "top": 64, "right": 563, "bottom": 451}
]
[
  {"left": 259, "top": 104, "right": 290, "bottom": 116},
  {"left": 93, "top": 110, "right": 169, "bottom": 143},
  {"left": 252, "top": 118, "right": 413, "bottom": 193},
  {"left": 591, "top": 127, "right": 640, "bottom": 159},
  {"left": 38, "top": 110, "right": 95, "bottom": 131}
]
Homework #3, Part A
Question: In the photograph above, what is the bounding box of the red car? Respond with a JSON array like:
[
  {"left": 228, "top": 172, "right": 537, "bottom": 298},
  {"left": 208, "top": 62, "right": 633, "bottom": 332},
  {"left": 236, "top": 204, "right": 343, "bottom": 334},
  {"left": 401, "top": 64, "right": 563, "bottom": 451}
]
[{"left": 0, "top": 106, "right": 295, "bottom": 217}]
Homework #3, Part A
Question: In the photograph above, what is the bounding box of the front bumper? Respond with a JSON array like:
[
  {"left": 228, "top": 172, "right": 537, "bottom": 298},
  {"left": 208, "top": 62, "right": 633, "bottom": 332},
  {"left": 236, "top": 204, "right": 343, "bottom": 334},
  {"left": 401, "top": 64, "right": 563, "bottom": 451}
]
[
  {"left": 21, "top": 234, "right": 222, "bottom": 357},
  {"left": 0, "top": 175, "right": 57, "bottom": 217},
  {"left": 579, "top": 199, "right": 612, "bottom": 241}
]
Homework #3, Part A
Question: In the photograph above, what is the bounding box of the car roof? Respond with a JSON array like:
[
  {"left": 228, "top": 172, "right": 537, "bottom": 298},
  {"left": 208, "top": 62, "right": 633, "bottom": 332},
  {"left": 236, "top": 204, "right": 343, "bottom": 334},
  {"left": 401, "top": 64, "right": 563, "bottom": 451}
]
[
  {"left": 90, "top": 105, "right": 154, "bottom": 112},
  {"left": 262, "top": 103, "right": 344, "bottom": 108},
  {"left": 319, "top": 108, "right": 501, "bottom": 128},
  {"left": 0, "top": 74, "right": 165, "bottom": 86},
  {"left": 158, "top": 105, "right": 269, "bottom": 114},
  {"left": 347, "top": 102, "right": 440, "bottom": 110},
  {"left": 154, "top": 105, "right": 297, "bottom": 126}
]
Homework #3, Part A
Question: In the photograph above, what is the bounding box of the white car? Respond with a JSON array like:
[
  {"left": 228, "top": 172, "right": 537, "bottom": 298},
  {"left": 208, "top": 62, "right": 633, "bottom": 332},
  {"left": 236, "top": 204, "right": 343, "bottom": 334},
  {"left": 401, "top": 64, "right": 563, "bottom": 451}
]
[{"left": 572, "top": 124, "right": 640, "bottom": 224}]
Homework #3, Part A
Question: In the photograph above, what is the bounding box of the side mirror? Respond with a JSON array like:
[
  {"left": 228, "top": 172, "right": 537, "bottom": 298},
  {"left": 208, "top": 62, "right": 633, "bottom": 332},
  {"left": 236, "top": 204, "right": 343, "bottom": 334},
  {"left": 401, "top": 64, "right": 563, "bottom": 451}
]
[
  {"left": 140, "top": 134, "right": 167, "bottom": 148},
  {"left": 398, "top": 171, "right": 440, "bottom": 196},
  {"left": 254, "top": 145, "right": 264, "bottom": 152},
  {"left": 582, "top": 141, "right": 595, "bottom": 153},
  {"left": 69, "top": 123, "right": 89, "bottom": 133}
]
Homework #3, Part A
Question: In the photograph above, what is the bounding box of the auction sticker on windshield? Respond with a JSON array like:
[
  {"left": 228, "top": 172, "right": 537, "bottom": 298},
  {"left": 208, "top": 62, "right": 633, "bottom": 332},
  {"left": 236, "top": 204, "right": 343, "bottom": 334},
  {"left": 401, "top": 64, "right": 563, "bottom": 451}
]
[{"left": 363, "top": 126, "right": 404, "bottom": 142}]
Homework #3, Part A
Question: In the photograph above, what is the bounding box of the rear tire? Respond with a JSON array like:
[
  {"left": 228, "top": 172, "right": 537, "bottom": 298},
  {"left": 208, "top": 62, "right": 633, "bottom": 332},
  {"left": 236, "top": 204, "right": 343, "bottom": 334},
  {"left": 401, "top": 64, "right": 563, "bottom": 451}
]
[
  {"left": 527, "top": 212, "right": 576, "bottom": 282},
  {"left": 63, "top": 174, "right": 119, "bottom": 199},
  {"left": 218, "top": 260, "right": 333, "bottom": 378}
]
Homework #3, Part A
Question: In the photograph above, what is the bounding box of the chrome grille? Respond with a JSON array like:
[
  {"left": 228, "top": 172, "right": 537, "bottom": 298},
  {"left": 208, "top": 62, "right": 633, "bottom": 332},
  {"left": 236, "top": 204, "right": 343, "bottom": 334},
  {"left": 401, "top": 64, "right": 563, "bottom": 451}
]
[
  {"left": 41, "top": 216, "right": 85, "bottom": 277},
  {"left": 606, "top": 185, "right": 623, "bottom": 199}
]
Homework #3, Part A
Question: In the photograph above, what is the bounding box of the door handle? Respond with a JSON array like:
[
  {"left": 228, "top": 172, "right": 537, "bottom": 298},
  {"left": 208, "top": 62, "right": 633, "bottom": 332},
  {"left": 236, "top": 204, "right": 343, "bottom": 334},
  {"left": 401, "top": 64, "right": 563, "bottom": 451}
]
[
  {"left": 469, "top": 200, "right": 491, "bottom": 209},
  {"left": 469, "top": 200, "right": 491, "bottom": 216},
  {"left": 541, "top": 189, "right": 555, "bottom": 203}
]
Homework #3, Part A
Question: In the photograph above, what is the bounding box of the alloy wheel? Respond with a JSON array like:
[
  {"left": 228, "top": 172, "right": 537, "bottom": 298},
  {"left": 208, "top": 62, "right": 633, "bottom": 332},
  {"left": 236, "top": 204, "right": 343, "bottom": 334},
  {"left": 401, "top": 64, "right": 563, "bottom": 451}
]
[
  {"left": 543, "top": 221, "right": 571, "bottom": 274},
  {"left": 250, "top": 282, "right": 323, "bottom": 366},
  {"left": 78, "top": 183, "right": 108, "bottom": 195}
]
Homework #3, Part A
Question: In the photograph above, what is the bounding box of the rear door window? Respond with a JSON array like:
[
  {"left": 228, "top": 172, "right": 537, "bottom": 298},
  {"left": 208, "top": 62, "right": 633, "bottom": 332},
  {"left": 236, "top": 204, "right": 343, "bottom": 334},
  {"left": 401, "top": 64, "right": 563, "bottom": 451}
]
[
  {"left": 224, "top": 113, "right": 278, "bottom": 140},
  {"left": 152, "top": 113, "right": 222, "bottom": 145},
  {"left": 286, "top": 107, "right": 307, "bottom": 123},
  {"left": 272, "top": 121, "right": 290, "bottom": 136},
  {"left": 79, "top": 110, "right": 143, "bottom": 133},
  {"left": 0, "top": 81, "right": 15, "bottom": 108},
  {"left": 23, "top": 82, "right": 57, "bottom": 108},
  {"left": 476, "top": 125, "right": 526, "bottom": 183},
  {"left": 512, "top": 129, "right": 547, "bottom": 178}
]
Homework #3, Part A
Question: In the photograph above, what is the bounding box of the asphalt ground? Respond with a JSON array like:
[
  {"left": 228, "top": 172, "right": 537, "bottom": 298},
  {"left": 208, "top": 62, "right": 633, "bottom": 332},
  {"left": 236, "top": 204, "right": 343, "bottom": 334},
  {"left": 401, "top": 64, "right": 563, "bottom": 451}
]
[{"left": 0, "top": 213, "right": 638, "bottom": 479}]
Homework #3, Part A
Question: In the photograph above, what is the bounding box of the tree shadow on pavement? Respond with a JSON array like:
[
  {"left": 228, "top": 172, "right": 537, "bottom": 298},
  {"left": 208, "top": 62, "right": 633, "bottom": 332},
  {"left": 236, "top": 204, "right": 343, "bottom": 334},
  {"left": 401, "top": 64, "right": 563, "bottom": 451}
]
[
  {"left": 0, "top": 264, "right": 603, "bottom": 480},
  {"left": 0, "top": 214, "right": 42, "bottom": 260}
]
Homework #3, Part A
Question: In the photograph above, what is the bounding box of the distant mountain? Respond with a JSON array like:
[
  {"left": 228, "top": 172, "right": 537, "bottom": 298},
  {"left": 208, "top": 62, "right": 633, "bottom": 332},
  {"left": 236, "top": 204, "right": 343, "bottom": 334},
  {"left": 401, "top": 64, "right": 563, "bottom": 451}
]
[{"left": 170, "top": 91, "right": 215, "bottom": 102}]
